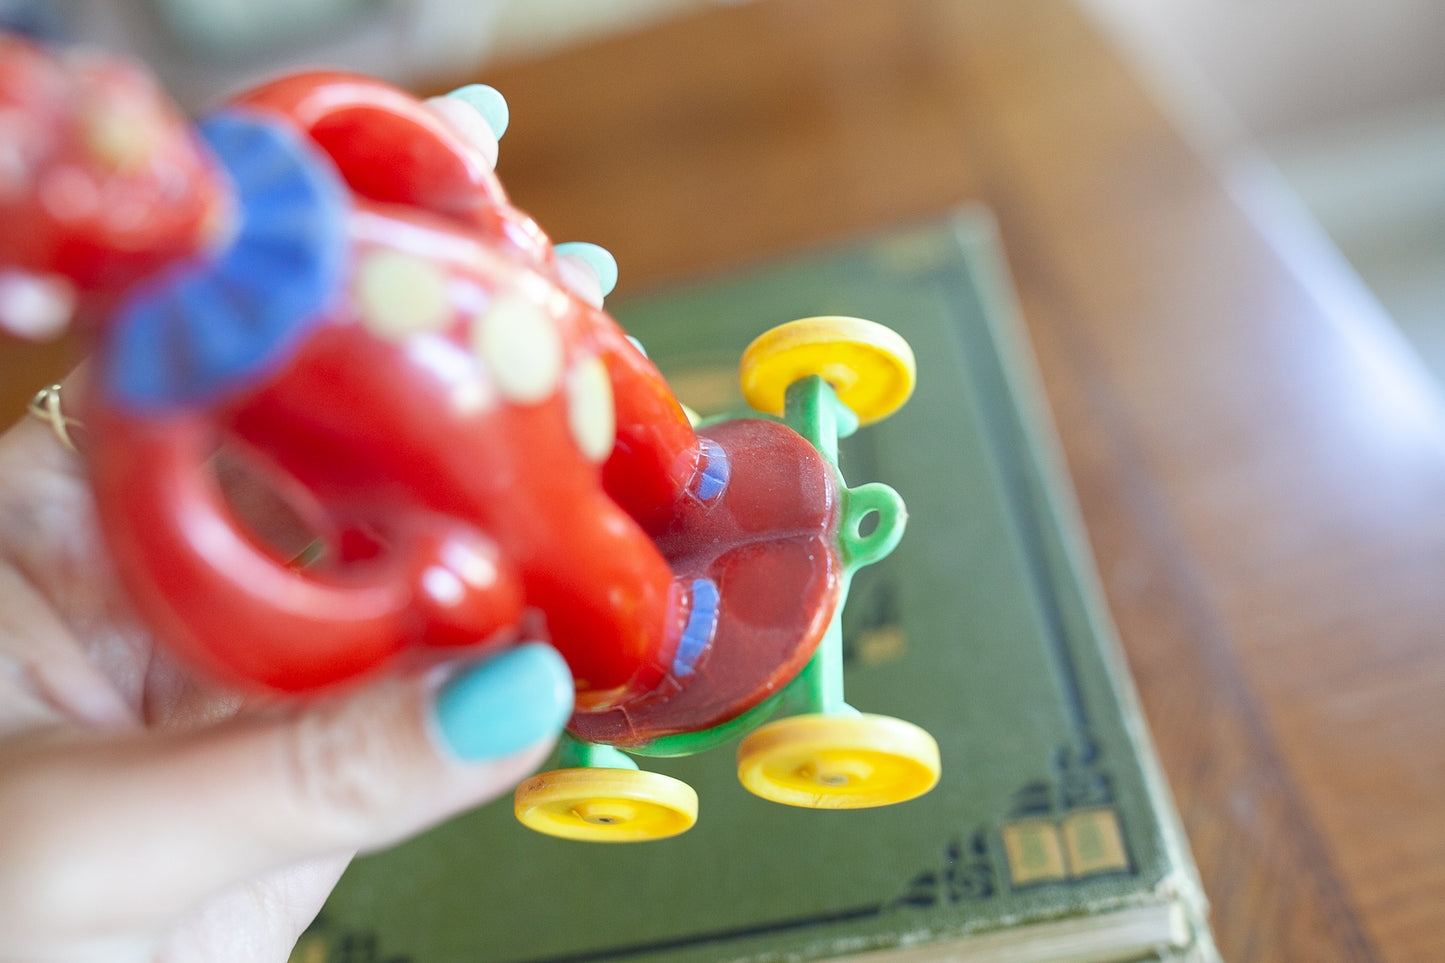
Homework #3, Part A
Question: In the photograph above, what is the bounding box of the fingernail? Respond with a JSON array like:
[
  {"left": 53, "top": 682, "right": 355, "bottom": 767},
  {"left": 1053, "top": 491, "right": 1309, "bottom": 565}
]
[
  {"left": 554, "top": 242, "right": 618, "bottom": 298},
  {"left": 432, "top": 643, "right": 573, "bottom": 762}
]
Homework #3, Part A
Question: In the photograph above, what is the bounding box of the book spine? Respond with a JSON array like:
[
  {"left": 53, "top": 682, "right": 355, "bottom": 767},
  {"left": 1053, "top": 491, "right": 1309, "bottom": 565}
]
[{"left": 948, "top": 208, "right": 1219, "bottom": 962}]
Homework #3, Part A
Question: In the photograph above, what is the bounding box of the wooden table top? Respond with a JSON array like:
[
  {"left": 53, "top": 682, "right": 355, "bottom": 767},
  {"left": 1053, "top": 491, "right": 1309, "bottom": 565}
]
[
  {"left": 1, "top": 2, "right": 1438, "bottom": 959},
  {"left": 470, "top": 3, "right": 1442, "bottom": 960}
]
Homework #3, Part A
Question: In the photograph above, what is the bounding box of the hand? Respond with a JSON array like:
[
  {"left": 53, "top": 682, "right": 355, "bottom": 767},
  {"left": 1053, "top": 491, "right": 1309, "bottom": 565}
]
[{"left": 0, "top": 410, "right": 574, "bottom": 963}]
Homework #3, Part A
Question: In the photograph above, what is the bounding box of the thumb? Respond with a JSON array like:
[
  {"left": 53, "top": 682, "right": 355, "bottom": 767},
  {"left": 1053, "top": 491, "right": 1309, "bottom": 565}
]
[
  {"left": 264, "top": 640, "right": 576, "bottom": 854},
  {"left": 0, "top": 643, "right": 574, "bottom": 947}
]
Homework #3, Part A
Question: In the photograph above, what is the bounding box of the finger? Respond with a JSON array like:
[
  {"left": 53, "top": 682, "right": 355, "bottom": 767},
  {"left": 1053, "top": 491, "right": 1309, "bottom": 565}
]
[
  {"left": 1, "top": 387, "right": 90, "bottom": 513},
  {"left": 0, "top": 562, "right": 139, "bottom": 734},
  {"left": 0, "top": 643, "right": 574, "bottom": 950},
  {"left": 0, "top": 404, "right": 144, "bottom": 731},
  {"left": 423, "top": 84, "right": 508, "bottom": 170},
  {"left": 1, "top": 378, "right": 308, "bottom": 732},
  {"left": 555, "top": 242, "right": 619, "bottom": 309},
  {"left": 155, "top": 853, "right": 352, "bottom": 963}
]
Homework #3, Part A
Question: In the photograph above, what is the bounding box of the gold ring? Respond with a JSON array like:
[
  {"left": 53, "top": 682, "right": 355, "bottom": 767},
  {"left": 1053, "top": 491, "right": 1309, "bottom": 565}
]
[{"left": 26, "top": 384, "right": 83, "bottom": 452}]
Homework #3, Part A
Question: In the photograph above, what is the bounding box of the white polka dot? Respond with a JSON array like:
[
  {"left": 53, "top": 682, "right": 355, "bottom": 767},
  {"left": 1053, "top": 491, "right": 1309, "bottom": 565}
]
[
  {"left": 471, "top": 292, "right": 564, "bottom": 404},
  {"left": 0, "top": 270, "right": 74, "bottom": 339},
  {"left": 567, "top": 355, "right": 616, "bottom": 462},
  {"left": 355, "top": 250, "right": 452, "bottom": 340}
]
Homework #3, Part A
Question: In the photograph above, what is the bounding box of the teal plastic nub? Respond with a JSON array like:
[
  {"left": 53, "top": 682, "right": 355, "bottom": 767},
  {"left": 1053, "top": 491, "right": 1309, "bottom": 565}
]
[{"left": 446, "top": 83, "right": 509, "bottom": 139}]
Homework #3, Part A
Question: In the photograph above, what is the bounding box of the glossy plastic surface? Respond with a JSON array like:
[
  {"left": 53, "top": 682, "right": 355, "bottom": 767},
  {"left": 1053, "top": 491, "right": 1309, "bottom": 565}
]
[
  {"left": 740, "top": 316, "right": 917, "bottom": 426},
  {"left": 736, "top": 713, "right": 941, "bottom": 809},
  {"left": 514, "top": 768, "right": 698, "bottom": 842}
]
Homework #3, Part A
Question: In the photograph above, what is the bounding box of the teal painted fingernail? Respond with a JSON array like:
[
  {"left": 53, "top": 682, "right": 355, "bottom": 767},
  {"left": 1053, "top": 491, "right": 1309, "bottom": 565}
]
[
  {"left": 446, "top": 84, "right": 509, "bottom": 139},
  {"left": 433, "top": 643, "right": 573, "bottom": 762},
  {"left": 555, "top": 242, "right": 618, "bottom": 297}
]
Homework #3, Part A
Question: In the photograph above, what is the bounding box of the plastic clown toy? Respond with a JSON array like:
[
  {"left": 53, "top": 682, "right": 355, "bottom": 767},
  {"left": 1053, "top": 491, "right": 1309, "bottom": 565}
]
[{"left": 0, "top": 34, "right": 938, "bottom": 841}]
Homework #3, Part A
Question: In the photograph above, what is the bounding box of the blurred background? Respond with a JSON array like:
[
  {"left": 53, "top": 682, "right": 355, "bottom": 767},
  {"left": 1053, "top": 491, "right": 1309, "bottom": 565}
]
[
  {"left": 4, "top": 0, "right": 1442, "bottom": 384},
  {"left": 5, "top": 4, "right": 1444, "bottom": 959},
  {"left": 1080, "top": 0, "right": 1445, "bottom": 392}
]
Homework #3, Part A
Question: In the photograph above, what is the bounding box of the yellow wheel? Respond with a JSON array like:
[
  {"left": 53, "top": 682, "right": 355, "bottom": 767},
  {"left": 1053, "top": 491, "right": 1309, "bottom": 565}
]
[
  {"left": 514, "top": 768, "right": 698, "bottom": 842},
  {"left": 739, "top": 317, "right": 916, "bottom": 425},
  {"left": 737, "top": 714, "right": 940, "bottom": 809}
]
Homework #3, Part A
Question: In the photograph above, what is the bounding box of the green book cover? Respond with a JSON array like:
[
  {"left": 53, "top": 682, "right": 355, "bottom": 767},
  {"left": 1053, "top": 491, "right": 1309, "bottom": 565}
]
[{"left": 297, "top": 211, "right": 1218, "bottom": 963}]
